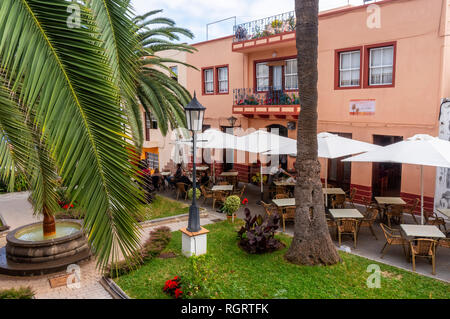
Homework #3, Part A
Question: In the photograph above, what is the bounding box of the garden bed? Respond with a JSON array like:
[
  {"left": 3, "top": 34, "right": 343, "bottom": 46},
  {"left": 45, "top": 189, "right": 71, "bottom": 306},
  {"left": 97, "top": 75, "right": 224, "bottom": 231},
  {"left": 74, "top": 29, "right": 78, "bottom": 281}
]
[{"left": 114, "top": 220, "right": 450, "bottom": 299}]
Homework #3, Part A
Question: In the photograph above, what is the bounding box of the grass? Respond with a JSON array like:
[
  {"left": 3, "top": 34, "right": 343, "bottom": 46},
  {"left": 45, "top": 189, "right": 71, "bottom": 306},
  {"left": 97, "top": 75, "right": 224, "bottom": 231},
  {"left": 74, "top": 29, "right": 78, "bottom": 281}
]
[
  {"left": 139, "top": 195, "right": 189, "bottom": 221},
  {"left": 0, "top": 287, "right": 34, "bottom": 299},
  {"left": 115, "top": 220, "right": 450, "bottom": 299}
]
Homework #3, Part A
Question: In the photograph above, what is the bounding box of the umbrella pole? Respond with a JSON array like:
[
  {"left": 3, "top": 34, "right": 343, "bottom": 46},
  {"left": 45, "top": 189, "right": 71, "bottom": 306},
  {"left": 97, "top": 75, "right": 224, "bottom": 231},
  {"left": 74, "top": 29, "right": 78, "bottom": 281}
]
[
  {"left": 260, "top": 158, "right": 264, "bottom": 201},
  {"left": 213, "top": 149, "right": 216, "bottom": 184},
  {"left": 325, "top": 159, "right": 328, "bottom": 207},
  {"left": 421, "top": 165, "right": 424, "bottom": 225}
]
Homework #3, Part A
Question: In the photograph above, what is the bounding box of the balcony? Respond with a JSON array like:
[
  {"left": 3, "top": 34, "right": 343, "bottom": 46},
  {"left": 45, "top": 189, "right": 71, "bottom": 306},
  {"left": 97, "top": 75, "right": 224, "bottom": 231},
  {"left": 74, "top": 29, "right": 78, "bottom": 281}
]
[
  {"left": 232, "top": 11, "right": 296, "bottom": 52},
  {"left": 232, "top": 87, "right": 300, "bottom": 118}
]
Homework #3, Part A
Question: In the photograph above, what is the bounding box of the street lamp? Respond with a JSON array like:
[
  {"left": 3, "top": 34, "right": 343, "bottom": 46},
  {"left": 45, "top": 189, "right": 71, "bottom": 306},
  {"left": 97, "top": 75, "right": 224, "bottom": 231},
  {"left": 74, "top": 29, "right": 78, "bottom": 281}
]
[
  {"left": 184, "top": 92, "right": 205, "bottom": 232},
  {"left": 227, "top": 116, "right": 237, "bottom": 128}
]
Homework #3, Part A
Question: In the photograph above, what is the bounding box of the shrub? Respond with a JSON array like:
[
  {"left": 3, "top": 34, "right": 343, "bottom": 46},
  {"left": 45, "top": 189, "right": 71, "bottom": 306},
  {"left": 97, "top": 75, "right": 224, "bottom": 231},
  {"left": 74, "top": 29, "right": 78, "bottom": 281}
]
[
  {"left": 221, "top": 195, "right": 241, "bottom": 216},
  {"left": 187, "top": 188, "right": 201, "bottom": 200},
  {"left": 142, "top": 226, "right": 172, "bottom": 259},
  {"left": 237, "top": 208, "right": 283, "bottom": 254},
  {"left": 182, "top": 255, "right": 222, "bottom": 299},
  {"left": 0, "top": 287, "right": 34, "bottom": 299}
]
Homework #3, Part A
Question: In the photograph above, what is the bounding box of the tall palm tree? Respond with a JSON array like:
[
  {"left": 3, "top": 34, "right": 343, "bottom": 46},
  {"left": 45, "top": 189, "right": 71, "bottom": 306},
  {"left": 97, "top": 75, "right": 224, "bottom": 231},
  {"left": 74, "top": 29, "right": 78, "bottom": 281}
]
[
  {"left": 134, "top": 10, "right": 197, "bottom": 140},
  {"left": 284, "top": 0, "right": 340, "bottom": 265},
  {"left": 0, "top": 0, "right": 144, "bottom": 269}
]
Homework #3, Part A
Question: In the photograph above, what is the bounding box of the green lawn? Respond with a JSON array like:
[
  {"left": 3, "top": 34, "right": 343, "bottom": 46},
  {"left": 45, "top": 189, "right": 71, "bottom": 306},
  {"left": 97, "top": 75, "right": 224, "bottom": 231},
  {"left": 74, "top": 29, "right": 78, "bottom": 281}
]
[
  {"left": 115, "top": 221, "right": 450, "bottom": 299},
  {"left": 139, "top": 195, "right": 189, "bottom": 221}
]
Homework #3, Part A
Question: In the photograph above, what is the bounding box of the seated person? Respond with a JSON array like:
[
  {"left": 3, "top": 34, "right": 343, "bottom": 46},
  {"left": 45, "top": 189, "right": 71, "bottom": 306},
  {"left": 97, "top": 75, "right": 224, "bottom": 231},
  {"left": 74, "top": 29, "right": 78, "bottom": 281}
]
[
  {"left": 199, "top": 171, "right": 210, "bottom": 187},
  {"left": 177, "top": 171, "right": 193, "bottom": 187},
  {"left": 268, "top": 163, "right": 294, "bottom": 185},
  {"left": 151, "top": 168, "right": 163, "bottom": 190},
  {"left": 167, "top": 163, "right": 183, "bottom": 187}
]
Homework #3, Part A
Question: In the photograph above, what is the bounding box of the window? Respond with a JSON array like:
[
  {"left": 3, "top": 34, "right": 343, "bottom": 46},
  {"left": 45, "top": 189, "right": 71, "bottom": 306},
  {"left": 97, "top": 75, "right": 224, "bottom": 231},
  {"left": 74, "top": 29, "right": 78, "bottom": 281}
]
[
  {"left": 285, "top": 59, "right": 298, "bottom": 90},
  {"left": 146, "top": 152, "right": 159, "bottom": 170},
  {"left": 203, "top": 68, "right": 214, "bottom": 94},
  {"left": 256, "top": 62, "right": 269, "bottom": 91},
  {"left": 217, "top": 66, "right": 228, "bottom": 93},
  {"left": 339, "top": 50, "right": 360, "bottom": 87},
  {"left": 170, "top": 66, "right": 178, "bottom": 81},
  {"left": 368, "top": 45, "right": 394, "bottom": 86}
]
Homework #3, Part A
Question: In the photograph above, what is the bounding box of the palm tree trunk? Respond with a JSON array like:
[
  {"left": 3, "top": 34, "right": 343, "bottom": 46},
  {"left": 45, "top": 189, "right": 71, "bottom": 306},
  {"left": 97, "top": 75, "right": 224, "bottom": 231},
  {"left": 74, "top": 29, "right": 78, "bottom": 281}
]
[
  {"left": 43, "top": 206, "right": 56, "bottom": 238},
  {"left": 285, "top": 0, "right": 340, "bottom": 265}
]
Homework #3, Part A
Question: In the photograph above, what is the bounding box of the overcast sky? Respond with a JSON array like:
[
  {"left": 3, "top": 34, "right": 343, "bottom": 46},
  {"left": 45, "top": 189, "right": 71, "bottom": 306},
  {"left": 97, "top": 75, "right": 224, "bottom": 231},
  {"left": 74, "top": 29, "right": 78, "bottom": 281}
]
[{"left": 130, "top": 0, "right": 368, "bottom": 43}]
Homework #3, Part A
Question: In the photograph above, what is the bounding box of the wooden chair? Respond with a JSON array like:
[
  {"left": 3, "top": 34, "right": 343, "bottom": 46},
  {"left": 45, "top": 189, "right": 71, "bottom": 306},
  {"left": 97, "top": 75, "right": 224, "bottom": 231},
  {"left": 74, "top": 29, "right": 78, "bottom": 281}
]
[
  {"left": 386, "top": 204, "right": 404, "bottom": 227},
  {"left": 402, "top": 198, "right": 420, "bottom": 225},
  {"left": 275, "top": 185, "right": 288, "bottom": 196},
  {"left": 379, "top": 223, "right": 409, "bottom": 259},
  {"left": 281, "top": 206, "right": 296, "bottom": 232},
  {"left": 345, "top": 188, "right": 357, "bottom": 208},
  {"left": 233, "top": 184, "right": 246, "bottom": 200},
  {"left": 212, "top": 190, "right": 226, "bottom": 210},
  {"left": 274, "top": 193, "right": 289, "bottom": 199},
  {"left": 425, "top": 212, "right": 447, "bottom": 232},
  {"left": 200, "top": 185, "right": 213, "bottom": 204},
  {"left": 218, "top": 181, "right": 229, "bottom": 185},
  {"left": 337, "top": 218, "right": 359, "bottom": 248},
  {"left": 175, "top": 183, "right": 189, "bottom": 200},
  {"left": 261, "top": 201, "right": 277, "bottom": 217},
  {"left": 358, "top": 208, "right": 379, "bottom": 240},
  {"left": 410, "top": 239, "right": 437, "bottom": 275},
  {"left": 331, "top": 194, "right": 346, "bottom": 209}
]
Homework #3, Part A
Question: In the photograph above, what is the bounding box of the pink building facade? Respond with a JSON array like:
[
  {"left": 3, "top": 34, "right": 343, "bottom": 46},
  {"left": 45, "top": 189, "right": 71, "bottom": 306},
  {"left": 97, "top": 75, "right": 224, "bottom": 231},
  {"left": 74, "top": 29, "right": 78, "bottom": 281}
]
[{"left": 185, "top": 0, "right": 450, "bottom": 208}]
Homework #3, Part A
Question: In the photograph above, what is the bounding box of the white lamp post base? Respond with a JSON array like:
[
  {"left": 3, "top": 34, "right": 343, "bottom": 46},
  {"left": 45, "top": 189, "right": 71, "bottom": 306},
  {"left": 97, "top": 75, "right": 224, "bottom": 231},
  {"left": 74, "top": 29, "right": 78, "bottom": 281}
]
[{"left": 180, "top": 227, "right": 209, "bottom": 257}]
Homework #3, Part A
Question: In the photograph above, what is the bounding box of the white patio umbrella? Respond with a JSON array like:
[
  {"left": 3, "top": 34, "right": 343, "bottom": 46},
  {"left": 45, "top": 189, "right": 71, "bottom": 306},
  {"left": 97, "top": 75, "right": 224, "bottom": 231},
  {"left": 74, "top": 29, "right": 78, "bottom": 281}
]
[
  {"left": 175, "top": 129, "right": 239, "bottom": 182},
  {"left": 236, "top": 130, "right": 297, "bottom": 197},
  {"left": 266, "top": 132, "right": 380, "bottom": 205},
  {"left": 343, "top": 134, "right": 450, "bottom": 224}
]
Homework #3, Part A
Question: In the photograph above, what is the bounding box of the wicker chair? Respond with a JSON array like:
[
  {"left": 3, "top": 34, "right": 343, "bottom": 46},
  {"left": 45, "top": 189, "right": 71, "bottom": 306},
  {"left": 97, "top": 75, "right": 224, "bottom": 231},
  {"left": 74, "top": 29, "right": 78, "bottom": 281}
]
[
  {"left": 274, "top": 193, "right": 289, "bottom": 199},
  {"left": 337, "top": 218, "right": 359, "bottom": 248},
  {"left": 261, "top": 201, "right": 277, "bottom": 217},
  {"left": 379, "top": 223, "right": 409, "bottom": 259},
  {"left": 233, "top": 184, "right": 246, "bottom": 200},
  {"left": 425, "top": 212, "right": 447, "bottom": 232},
  {"left": 218, "top": 181, "right": 230, "bottom": 185},
  {"left": 358, "top": 208, "right": 379, "bottom": 240},
  {"left": 410, "top": 239, "right": 437, "bottom": 275},
  {"left": 175, "top": 183, "right": 189, "bottom": 200},
  {"left": 281, "top": 206, "right": 296, "bottom": 232},
  {"left": 275, "top": 185, "right": 288, "bottom": 196},
  {"left": 331, "top": 194, "right": 346, "bottom": 209},
  {"left": 345, "top": 188, "right": 357, "bottom": 208},
  {"left": 402, "top": 198, "right": 420, "bottom": 224},
  {"left": 200, "top": 185, "right": 213, "bottom": 204},
  {"left": 386, "top": 204, "right": 404, "bottom": 227},
  {"left": 212, "top": 190, "right": 226, "bottom": 210}
]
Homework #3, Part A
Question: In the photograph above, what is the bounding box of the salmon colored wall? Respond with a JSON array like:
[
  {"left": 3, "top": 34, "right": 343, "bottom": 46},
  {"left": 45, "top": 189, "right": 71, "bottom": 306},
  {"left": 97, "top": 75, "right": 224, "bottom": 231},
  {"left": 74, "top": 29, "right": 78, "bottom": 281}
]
[{"left": 185, "top": 0, "right": 447, "bottom": 198}]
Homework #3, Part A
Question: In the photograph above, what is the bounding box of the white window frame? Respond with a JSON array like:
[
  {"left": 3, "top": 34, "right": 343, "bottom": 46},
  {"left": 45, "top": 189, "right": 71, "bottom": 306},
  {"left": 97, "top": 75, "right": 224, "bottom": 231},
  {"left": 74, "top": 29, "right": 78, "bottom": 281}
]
[
  {"left": 217, "top": 67, "right": 228, "bottom": 93},
  {"left": 284, "top": 59, "right": 298, "bottom": 90},
  {"left": 256, "top": 62, "right": 269, "bottom": 92},
  {"left": 339, "top": 50, "right": 361, "bottom": 87},
  {"left": 203, "top": 68, "right": 214, "bottom": 94},
  {"left": 369, "top": 46, "right": 394, "bottom": 86}
]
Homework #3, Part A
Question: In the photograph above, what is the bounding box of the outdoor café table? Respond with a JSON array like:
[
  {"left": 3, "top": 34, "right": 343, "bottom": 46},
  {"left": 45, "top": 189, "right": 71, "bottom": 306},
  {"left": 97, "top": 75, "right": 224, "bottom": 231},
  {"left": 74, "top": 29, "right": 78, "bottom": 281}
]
[
  {"left": 192, "top": 166, "right": 209, "bottom": 171},
  {"left": 322, "top": 188, "right": 345, "bottom": 195},
  {"left": 375, "top": 197, "right": 406, "bottom": 221},
  {"left": 274, "top": 181, "right": 296, "bottom": 187},
  {"left": 400, "top": 224, "right": 445, "bottom": 239},
  {"left": 161, "top": 172, "right": 171, "bottom": 176},
  {"left": 329, "top": 209, "right": 364, "bottom": 220},
  {"left": 436, "top": 208, "right": 450, "bottom": 219},
  {"left": 220, "top": 171, "right": 239, "bottom": 186},
  {"left": 211, "top": 184, "right": 233, "bottom": 196},
  {"left": 272, "top": 198, "right": 295, "bottom": 208}
]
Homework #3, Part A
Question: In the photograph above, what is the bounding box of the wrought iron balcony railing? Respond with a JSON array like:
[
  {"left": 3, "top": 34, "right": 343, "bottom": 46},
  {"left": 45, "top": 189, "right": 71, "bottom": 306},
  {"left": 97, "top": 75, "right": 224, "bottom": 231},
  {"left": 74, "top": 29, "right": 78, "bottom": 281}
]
[
  {"left": 233, "top": 87, "right": 299, "bottom": 106},
  {"left": 233, "top": 11, "right": 296, "bottom": 43}
]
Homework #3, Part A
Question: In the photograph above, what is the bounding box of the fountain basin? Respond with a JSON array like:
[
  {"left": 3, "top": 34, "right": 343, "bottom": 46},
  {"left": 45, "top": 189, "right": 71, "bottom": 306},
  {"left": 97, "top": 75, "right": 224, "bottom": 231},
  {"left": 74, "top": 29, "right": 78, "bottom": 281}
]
[{"left": 0, "top": 220, "right": 91, "bottom": 276}]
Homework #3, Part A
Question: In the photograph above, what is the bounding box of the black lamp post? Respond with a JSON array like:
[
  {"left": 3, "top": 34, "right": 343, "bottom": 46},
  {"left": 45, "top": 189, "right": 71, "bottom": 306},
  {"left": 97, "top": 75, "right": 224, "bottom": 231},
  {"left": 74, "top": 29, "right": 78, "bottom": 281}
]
[
  {"left": 184, "top": 92, "right": 206, "bottom": 232},
  {"left": 227, "top": 116, "right": 237, "bottom": 128}
]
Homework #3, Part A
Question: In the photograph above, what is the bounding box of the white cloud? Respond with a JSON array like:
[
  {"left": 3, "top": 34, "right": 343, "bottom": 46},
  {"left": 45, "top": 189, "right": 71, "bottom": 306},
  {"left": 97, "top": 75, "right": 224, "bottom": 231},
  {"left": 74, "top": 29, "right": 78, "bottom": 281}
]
[{"left": 130, "top": 0, "right": 367, "bottom": 43}]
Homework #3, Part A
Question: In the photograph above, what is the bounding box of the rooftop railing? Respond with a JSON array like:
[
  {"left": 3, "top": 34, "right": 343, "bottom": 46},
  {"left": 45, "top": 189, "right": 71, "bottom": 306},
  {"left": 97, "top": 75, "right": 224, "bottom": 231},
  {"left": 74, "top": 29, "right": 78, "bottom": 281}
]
[{"left": 233, "top": 11, "right": 296, "bottom": 43}]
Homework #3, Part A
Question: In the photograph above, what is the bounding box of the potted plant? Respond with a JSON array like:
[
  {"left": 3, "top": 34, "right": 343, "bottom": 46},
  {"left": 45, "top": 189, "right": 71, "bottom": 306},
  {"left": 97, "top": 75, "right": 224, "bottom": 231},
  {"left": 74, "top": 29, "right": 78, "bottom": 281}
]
[
  {"left": 187, "top": 188, "right": 201, "bottom": 200},
  {"left": 221, "top": 195, "right": 241, "bottom": 222}
]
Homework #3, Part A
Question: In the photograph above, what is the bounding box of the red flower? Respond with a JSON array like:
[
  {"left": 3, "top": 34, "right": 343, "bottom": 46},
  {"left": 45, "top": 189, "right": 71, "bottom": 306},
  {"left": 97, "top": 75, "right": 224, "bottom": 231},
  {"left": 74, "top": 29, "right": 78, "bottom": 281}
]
[
  {"left": 242, "top": 198, "right": 248, "bottom": 205},
  {"left": 63, "top": 204, "right": 69, "bottom": 210},
  {"left": 70, "top": 204, "right": 74, "bottom": 208},
  {"left": 174, "top": 288, "right": 183, "bottom": 299}
]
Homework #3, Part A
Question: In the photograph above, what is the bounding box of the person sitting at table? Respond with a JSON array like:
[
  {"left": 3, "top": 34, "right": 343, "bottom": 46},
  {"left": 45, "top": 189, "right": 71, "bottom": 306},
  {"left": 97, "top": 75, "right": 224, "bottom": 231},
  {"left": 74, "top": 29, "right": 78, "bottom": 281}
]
[
  {"left": 151, "top": 168, "right": 163, "bottom": 190},
  {"left": 177, "top": 170, "right": 193, "bottom": 187},
  {"left": 200, "top": 171, "right": 210, "bottom": 187},
  {"left": 268, "top": 162, "right": 294, "bottom": 185},
  {"left": 167, "top": 163, "right": 183, "bottom": 187}
]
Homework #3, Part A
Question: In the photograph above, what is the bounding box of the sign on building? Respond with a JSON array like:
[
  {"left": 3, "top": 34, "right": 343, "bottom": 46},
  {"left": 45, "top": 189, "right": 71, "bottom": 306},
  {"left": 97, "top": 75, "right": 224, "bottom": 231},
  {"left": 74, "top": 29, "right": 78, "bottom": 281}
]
[{"left": 349, "top": 99, "right": 376, "bottom": 115}]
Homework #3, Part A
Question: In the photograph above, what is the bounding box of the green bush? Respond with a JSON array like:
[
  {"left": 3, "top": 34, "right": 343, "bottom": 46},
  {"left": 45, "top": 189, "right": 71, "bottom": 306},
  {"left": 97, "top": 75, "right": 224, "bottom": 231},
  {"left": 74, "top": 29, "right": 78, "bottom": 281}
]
[
  {"left": 0, "top": 287, "right": 34, "bottom": 299},
  {"left": 142, "top": 226, "right": 172, "bottom": 259},
  {"left": 187, "top": 188, "right": 201, "bottom": 200},
  {"left": 222, "top": 195, "right": 241, "bottom": 216},
  {"left": 182, "top": 255, "right": 222, "bottom": 299}
]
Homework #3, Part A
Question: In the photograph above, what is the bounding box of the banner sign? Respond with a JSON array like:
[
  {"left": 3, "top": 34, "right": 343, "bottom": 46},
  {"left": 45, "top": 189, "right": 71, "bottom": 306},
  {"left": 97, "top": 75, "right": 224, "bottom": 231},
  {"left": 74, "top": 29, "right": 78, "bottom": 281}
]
[
  {"left": 434, "top": 98, "right": 450, "bottom": 217},
  {"left": 349, "top": 99, "right": 376, "bottom": 115}
]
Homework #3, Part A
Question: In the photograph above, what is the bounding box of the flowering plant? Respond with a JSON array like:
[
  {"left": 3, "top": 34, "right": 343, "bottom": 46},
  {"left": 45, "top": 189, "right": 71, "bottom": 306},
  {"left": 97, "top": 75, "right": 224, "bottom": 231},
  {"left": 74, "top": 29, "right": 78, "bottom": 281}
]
[
  {"left": 242, "top": 198, "right": 248, "bottom": 205},
  {"left": 163, "top": 276, "right": 183, "bottom": 299}
]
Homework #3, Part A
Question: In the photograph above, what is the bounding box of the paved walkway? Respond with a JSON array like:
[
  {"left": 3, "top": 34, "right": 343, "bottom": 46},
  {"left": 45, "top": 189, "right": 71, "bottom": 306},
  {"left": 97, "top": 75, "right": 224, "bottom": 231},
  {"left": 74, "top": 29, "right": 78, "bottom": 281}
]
[
  {"left": 0, "top": 201, "right": 225, "bottom": 299},
  {"left": 0, "top": 192, "right": 41, "bottom": 231}
]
